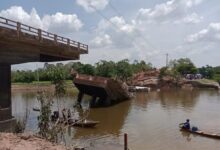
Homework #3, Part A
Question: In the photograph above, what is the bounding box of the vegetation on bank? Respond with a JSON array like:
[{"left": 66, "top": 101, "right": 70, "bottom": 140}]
[
  {"left": 37, "top": 65, "right": 67, "bottom": 143},
  {"left": 12, "top": 59, "right": 153, "bottom": 83},
  {"left": 11, "top": 58, "right": 220, "bottom": 84},
  {"left": 159, "top": 58, "right": 220, "bottom": 83}
]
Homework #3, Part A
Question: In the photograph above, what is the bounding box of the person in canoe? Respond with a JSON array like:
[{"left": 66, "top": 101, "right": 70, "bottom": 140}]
[{"left": 181, "top": 119, "right": 190, "bottom": 129}]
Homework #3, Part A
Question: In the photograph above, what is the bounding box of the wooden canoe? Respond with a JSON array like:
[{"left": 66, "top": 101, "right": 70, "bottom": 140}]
[
  {"left": 71, "top": 119, "right": 99, "bottom": 128},
  {"left": 33, "top": 107, "right": 40, "bottom": 111},
  {"left": 179, "top": 123, "right": 220, "bottom": 139},
  {"left": 59, "top": 118, "right": 99, "bottom": 128}
]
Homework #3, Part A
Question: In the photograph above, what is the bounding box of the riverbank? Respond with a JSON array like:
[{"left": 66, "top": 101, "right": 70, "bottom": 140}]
[
  {"left": 130, "top": 70, "right": 219, "bottom": 90},
  {"left": 12, "top": 77, "right": 219, "bottom": 92},
  {"left": 12, "top": 81, "right": 78, "bottom": 93},
  {"left": 0, "top": 133, "right": 68, "bottom": 150},
  {"left": 183, "top": 79, "right": 220, "bottom": 90}
]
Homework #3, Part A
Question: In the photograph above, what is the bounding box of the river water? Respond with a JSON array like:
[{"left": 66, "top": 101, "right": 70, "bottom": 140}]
[{"left": 12, "top": 89, "right": 220, "bottom": 150}]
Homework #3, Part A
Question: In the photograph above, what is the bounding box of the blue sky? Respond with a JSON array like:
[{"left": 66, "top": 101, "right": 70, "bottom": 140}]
[{"left": 1, "top": 0, "right": 220, "bottom": 70}]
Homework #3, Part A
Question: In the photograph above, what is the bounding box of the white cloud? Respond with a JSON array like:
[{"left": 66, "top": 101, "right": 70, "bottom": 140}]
[
  {"left": 96, "top": 16, "right": 136, "bottom": 36},
  {"left": 186, "top": 22, "right": 220, "bottom": 43},
  {"left": 109, "top": 16, "right": 135, "bottom": 34},
  {"left": 136, "top": 0, "right": 203, "bottom": 24},
  {"left": 87, "top": 0, "right": 205, "bottom": 67},
  {"left": 90, "top": 34, "right": 112, "bottom": 48},
  {"left": 137, "top": 0, "right": 176, "bottom": 21},
  {"left": 93, "top": 16, "right": 138, "bottom": 49},
  {"left": 182, "top": 13, "right": 203, "bottom": 23},
  {"left": 175, "top": 13, "right": 203, "bottom": 24},
  {"left": 0, "top": 6, "right": 83, "bottom": 34},
  {"left": 185, "top": 0, "right": 203, "bottom": 8},
  {"left": 42, "top": 13, "right": 83, "bottom": 33},
  {"left": 0, "top": 6, "right": 43, "bottom": 28},
  {"left": 76, "top": 0, "right": 109, "bottom": 13},
  {"left": 89, "top": 15, "right": 162, "bottom": 64}
]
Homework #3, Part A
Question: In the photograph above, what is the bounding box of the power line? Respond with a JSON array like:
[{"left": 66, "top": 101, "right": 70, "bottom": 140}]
[
  {"left": 108, "top": 1, "right": 123, "bottom": 17},
  {"left": 88, "top": 4, "right": 121, "bottom": 32},
  {"left": 88, "top": 2, "right": 157, "bottom": 50},
  {"left": 108, "top": 1, "right": 185, "bottom": 68},
  {"left": 108, "top": 1, "right": 159, "bottom": 51},
  {"left": 88, "top": 3, "right": 149, "bottom": 54}
]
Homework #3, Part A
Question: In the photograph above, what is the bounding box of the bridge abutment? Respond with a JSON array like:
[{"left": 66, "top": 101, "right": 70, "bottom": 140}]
[{"left": 0, "top": 64, "right": 16, "bottom": 132}]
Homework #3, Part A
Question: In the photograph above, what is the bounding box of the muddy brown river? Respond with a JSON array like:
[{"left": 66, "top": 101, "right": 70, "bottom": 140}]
[{"left": 12, "top": 89, "right": 220, "bottom": 150}]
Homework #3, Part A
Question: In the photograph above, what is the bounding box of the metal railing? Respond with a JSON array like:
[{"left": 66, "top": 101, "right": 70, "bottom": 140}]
[{"left": 0, "top": 16, "right": 88, "bottom": 52}]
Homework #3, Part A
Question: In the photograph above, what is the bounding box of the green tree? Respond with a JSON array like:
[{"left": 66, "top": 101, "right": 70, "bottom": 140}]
[
  {"left": 81, "top": 64, "right": 95, "bottom": 75},
  {"left": 95, "top": 60, "right": 116, "bottom": 77},
  {"left": 131, "top": 60, "right": 152, "bottom": 73},
  {"left": 198, "top": 65, "right": 214, "bottom": 79},
  {"left": 171, "top": 58, "right": 197, "bottom": 75},
  {"left": 64, "top": 62, "right": 74, "bottom": 80},
  {"left": 36, "top": 68, "right": 50, "bottom": 81},
  {"left": 116, "top": 59, "right": 132, "bottom": 81},
  {"left": 11, "top": 70, "right": 35, "bottom": 83},
  {"left": 71, "top": 62, "right": 95, "bottom": 75},
  {"left": 211, "top": 66, "right": 220, "bottom": 82},
  {"left": 159, "top": 67, "right": 168, "bottom": 80},
  {"left": 47, "top": 64, "right": 66, "bottom": 96},
  {"left": 37, "top": 91, "right": 53, "bottom": 140},
  {"left": 72, "top": 62, "right": 84, "bottom": 74}
]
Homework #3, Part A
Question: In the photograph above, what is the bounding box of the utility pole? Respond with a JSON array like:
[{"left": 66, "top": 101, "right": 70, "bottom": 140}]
[{"left": 166, "top": 53, "right": 169, "bottom": 67}]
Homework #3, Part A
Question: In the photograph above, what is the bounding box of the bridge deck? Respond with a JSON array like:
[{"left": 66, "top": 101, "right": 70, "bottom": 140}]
[{"left": 0, "top": 17, "right": 88, "bottom": 64}]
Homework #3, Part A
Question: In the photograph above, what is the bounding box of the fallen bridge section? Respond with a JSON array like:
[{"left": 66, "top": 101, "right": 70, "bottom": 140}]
[{"left": 73, "top": 74, "right": 130, "bottom": 107}]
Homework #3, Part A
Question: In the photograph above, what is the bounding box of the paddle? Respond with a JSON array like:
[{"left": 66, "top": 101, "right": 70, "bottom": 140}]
[{"left": 179, "top": 123, "right": 184, "bottom": 128}]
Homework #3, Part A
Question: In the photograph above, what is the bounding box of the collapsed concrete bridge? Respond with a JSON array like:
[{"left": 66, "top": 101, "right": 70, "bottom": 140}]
[
  {"left": 0, "top": 16, "right": 88, "bottom": 131},
  {"left": 73, "top": 74, "right": 130, "bottom": 107}
]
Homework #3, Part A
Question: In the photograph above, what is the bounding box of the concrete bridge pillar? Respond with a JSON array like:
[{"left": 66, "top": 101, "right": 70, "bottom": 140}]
[{"left": 0, "top": 64, "right": 15, "bottom": 132}]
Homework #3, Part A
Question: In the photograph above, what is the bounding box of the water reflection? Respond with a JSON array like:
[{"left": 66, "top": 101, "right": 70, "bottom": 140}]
[
  {"left": 132, "top": 89, "right": 200, "bottom": 112},
  {"left": 180, "top": 130, "right": 192, "bottom": 142},
  {"left": 74, "top": 100, "right": 132, "bottom": 138},
  {"left": 132, "top": 92, "right": 149, "bottom": 110},
  {"left": 158, "top": 89, "right": 200, "bottom": 110}
]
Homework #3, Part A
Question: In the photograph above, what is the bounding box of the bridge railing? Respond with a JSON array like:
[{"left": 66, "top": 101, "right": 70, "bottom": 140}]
[
  {"left": 76, "top": 74, "right": 108, "bottom": 84},
  {"left": 0, "top": 16, "right": 88, "bottom": 53}
]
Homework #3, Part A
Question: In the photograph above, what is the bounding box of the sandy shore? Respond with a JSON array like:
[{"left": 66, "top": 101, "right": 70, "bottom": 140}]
[{"left": 0, "top": 133, "right": 68, "bottom": 150}]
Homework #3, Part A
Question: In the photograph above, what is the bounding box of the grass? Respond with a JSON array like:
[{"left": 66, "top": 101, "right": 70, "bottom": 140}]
[
  {"left": 213, "top": 74, "right": 220, "bottom": 82},
  {"left": 12, "top": 80, "right": 79, "bottom": 94},
  {"left": 12, "top": 80, "right": 73, "bottom": 86},
  {"left": 195, "top": 79, "right": 217, "bottom": 84}
]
